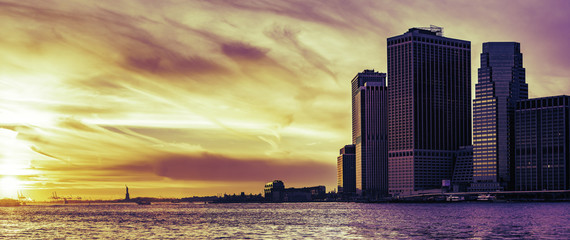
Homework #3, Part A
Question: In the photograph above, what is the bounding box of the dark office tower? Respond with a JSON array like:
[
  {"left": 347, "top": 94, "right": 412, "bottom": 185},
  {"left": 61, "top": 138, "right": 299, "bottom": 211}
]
[
  {"left": 387, "top": 26, "right": 471, "bottom": 195},
  {"left": 337, "top": 145, "right": 356, "bottom": 194},
  {"left": 351, "top": 70, "right": 388, "bottom": 197},
  {"left": 515, "top": 96, "right": 570, "bottom": 191},
  {"left": 472, "top": 42, "right": 528, "bottom": 191},
  {"left": 352, "top": 70, "right": 387, "bottom": 142}
]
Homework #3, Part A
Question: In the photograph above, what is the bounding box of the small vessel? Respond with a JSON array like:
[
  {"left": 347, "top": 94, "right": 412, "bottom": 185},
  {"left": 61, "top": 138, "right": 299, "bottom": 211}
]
[
  {"left": 477, "top": 194, "right": 497, "bottom": 201},
  {"left": 446, "top": 195, "right": 465, "bottom": 202},
  {"left": 0, "top": 198, "right": 21, "bottom": 207},
  {"left": 136, "top": 200, "right": 151, "bottom": 205}
]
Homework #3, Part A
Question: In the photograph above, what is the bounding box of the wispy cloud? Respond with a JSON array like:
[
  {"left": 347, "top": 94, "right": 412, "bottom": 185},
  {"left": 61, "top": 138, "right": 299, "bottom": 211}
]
[{"left": 0, "top": 0, "right": 569, "bottom": 199}]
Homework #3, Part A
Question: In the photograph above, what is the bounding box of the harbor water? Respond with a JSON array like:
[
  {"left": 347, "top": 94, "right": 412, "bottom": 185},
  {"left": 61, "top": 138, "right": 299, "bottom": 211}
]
[{"left": 1, "top": 202, "right": 569, "bottom": 239}]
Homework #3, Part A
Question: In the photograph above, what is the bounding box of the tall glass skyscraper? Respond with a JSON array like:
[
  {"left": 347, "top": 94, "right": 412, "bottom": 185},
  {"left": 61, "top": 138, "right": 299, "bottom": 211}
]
[
  {"left": 472, "top": 42, "right": 528, "bottom": 191},
  {"left": 387, "top": 26, "right": 471, "bottom": 195},
  {"left": 351, "top": 70, "right": 388, "bottom": 197}
]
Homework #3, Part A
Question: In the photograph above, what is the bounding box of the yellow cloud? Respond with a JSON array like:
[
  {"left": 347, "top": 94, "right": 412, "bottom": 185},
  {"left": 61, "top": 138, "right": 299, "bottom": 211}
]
[{"left": 0, "top": 0, "right": 569, "bottom": 199}]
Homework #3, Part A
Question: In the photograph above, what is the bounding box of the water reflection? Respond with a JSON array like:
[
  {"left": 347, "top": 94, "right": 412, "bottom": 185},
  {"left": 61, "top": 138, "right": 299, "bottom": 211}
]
[{"left": 0, "top": 202, "right": 569, "bottom": 239}]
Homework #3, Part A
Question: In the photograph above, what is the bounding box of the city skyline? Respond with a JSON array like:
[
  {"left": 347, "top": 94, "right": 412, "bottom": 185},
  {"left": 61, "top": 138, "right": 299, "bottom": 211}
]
[{"left": 1, "top": 0, "right": 570, "bottom": 200}]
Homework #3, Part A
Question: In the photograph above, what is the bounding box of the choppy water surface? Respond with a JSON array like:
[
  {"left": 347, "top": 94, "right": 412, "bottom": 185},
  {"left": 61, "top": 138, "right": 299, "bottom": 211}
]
[{"left": 1, "top": 202, "right": 569, "bottom": 239}]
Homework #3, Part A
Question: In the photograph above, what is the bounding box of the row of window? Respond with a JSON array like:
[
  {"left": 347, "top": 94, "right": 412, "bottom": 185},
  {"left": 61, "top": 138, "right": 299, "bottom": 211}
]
[
  {"left": 388, "top": 36, "right": 470, "bottom": 49},
  {"left": 474, "top": 125, "right": 497, "bottom": 130},
  {"left": 474, "top": 173, "right": 497, "bottom": 177},
  {"left": 517, "top": 96, "right": 570, "bottom": 109}
]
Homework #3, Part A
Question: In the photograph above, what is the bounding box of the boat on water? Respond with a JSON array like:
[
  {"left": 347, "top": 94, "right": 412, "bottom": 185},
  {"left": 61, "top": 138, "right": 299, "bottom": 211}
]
[
  {"left": 0, "top": 198, "right": 21, "bottom": 207},
  {"left": 136, "top": 200, "right": 151, "bottom": 205},
  {"left": 477, "top": 194, "right": 497, "bottom": 201},
  {"left": 446, "top": 195, "right": 465, "bottom": 202}
]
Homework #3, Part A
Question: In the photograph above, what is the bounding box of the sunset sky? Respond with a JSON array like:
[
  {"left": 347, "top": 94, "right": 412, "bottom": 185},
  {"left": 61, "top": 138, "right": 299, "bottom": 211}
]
[{"left": 1, "top": 0, "right": 570, "bottom": 200}]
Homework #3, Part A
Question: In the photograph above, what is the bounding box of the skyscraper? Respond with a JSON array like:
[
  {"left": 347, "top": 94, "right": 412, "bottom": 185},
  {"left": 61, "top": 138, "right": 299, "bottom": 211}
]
[
  {"left": 351, "top": 70, "right": 388, "bottom": 197},
  {"left": 514, "top": 96, "right": 570, "bottom": 191},
  {"left": 337, "top": 144, "right": 356, "bottom": 194},
  {"left": 472, "top": 42, "right": 528, "bottom": 191},
  {"left": 387, "top": 26, "right": 471, "bottom": 195}
]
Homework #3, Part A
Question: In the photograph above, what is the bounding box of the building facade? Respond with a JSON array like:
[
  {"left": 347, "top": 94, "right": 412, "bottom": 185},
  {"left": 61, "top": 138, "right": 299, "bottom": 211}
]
[
  {"left": 264, "top": 180, "right": 285, "bottom": 202},
  {"left": 472, "top": 42, "right": 528, "bottom": 191},
  {"left": 451, "top": 146, "right": 474, "bottom": 192},
  {"left": 284, "top": 186, "right": 327, "bottom": 202},
  {"left": 514, "top": 96, "right": 570, "bottom": 191},
  {"left": 351, "top": 70, "right": 388, "bottom": 197},
  {"left": 337, "top": 144, "right": 356, "bottom": 194},
  {"left": 387, "top": 26, "right": 471, "bottom": 195}
]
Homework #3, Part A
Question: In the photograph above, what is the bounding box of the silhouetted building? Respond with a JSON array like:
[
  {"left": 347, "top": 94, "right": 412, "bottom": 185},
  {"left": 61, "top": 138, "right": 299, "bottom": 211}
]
[
  {"left": 337, "top": 145, "right": 356, "bottom": 194},
  {"left": 264, "top": 180, "right": 285, "bottom": 202},
  {"left": 214, "top": 193, "right": 265, "bottom": 203},
  {"left": 472, "top": 42, "right": 528, "bottom": 191},
  {"left": 284, "top": 186, "right": 326, "bottom": 202},
  {"left": 514, "top": 96, "right": 570, "bottom": 191},
  {"left": 452, "top": 146, "right": 474, "bottom": 192},
  {"left": 387, "top": 26, "right": 471, "bottom": 195},
  {"left": 264, "top": 180, "right": 326, "bottom": 202},
  {"left": 351, "top": 70, "right": 388, "bottom": 198}
]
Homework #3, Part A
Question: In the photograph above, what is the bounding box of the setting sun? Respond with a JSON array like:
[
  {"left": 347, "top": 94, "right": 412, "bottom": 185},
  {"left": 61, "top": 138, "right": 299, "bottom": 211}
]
[{"left": 0, "top": 176, "right": 21, "bottom": 199}]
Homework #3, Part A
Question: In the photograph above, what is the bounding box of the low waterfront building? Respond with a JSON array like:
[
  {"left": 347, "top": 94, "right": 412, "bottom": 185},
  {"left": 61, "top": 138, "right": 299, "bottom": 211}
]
[
  {"left": 284, "top": 186, "right": 326, "bottom": 202},
  {"left": 264, "top": 180, "right": 285, "bottom": 202},
  {"left": 264, "top": 180, "right": 326, "bottom": 202}
]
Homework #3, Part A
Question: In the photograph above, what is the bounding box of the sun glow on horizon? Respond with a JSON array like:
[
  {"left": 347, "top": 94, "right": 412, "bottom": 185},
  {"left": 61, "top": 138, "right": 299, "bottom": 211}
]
[
  {"left": 0, "top": 0, "right": 569, "bottom": 199},
  {"left": 0, "top": 176, "right": 21, "bottom": 199}
]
